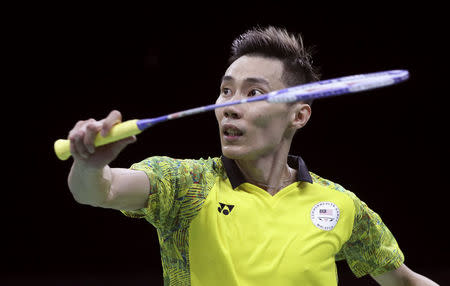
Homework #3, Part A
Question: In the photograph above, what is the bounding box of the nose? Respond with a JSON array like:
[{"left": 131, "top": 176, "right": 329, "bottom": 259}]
[{"left": 223, "top": 106, "right": 242, "bottom": 119}]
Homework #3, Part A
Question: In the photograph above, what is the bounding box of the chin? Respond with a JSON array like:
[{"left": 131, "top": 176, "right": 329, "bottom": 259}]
[
  {"left": 221, "top": 145, "right": 248, "bottom": 160},
  {"left": 221, "top": 144, "right": 263, "bottom": 161}
]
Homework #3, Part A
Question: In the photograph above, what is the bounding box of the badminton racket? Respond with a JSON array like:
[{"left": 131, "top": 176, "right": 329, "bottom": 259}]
[{"left": 54, "top": 69, "right": 409, "bottom": 160}]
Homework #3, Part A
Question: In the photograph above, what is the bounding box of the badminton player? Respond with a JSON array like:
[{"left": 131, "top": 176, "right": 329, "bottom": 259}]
[{"left": 66, "top": 26, "right": 438, "bottom": 285}]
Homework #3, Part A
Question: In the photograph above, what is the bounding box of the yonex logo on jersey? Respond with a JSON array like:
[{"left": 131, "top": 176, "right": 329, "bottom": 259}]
[
  {"left": 311, "top": 201, "right": 340, "bottom": 231},
  {"left": 218, "top": 203, "right": 235, "bottom": 215}
]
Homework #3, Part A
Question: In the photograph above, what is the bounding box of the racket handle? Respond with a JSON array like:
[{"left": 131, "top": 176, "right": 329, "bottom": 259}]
[{"left": 54, "top": 119, "right": 142, "bottom": 161}]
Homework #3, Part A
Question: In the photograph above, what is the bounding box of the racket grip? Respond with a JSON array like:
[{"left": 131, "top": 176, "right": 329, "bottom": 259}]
[{"left": 54, "top": 119, "right": 142, "bottom": 161}]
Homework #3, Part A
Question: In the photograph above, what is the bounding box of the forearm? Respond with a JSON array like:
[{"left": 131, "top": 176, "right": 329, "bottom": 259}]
[
  {"left": 404, "top": 272, "right": 439, "bottom": 286},
  {"left": 68, "top": 162, "right": 112, "bottom": 207},
  {"left": 373, "top": 264, "right": 439, "bottom": 286}
]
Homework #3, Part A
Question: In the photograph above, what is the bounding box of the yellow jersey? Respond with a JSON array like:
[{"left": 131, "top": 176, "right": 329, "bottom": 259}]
[{"left": 122, "top": 156, "right": 404, "bottom": 285}]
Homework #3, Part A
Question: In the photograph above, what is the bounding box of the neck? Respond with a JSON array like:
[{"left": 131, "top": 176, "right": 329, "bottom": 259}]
[{"left": 234, "top": 146, "right": 296, "bottom": 195}]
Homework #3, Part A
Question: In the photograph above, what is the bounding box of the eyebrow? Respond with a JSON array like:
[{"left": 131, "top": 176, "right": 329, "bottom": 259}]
[{"left": 221, "top": 75, "right": 271, "bottom": 87}]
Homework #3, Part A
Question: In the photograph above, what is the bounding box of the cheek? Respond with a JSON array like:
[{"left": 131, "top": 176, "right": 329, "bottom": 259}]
[
  {"left": 215, "top": 107, "right": 223, "bottom": 123},
  {"left": 251, "top": 108, "right": 289, "bottom": 129},
  {"left": 215, "top": 110, "right": 220, "bottom": 121},
  {"left": 249, "top": 116, "right": 287, "bottom": 145},
  {"left": 252, "top": 113, "right": 272, "bottom": 128},
  {"left": 254, "top": 110, "right": 291, "bottom": 142},
  {"left": 215, "top": 96, "right": 225, "bottom": 121}
]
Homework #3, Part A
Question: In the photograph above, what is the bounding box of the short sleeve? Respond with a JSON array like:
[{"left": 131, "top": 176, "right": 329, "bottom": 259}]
[
  {"left": 120, "top": 156, "right": 218, "bottom": 232},
  {"left": 335, "top": 192, "right": 405, "bottom": 277},
  {"left": 120, "top": 156, "right": 193, "bottom": 230}
]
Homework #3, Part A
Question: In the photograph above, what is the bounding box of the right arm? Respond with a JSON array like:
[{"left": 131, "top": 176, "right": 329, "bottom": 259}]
[{"left": 67, "top": 110, "right": 149, "bottom": 211}]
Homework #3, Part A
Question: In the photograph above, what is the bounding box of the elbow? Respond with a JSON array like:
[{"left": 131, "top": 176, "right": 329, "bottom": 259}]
[
  {"left": 69, "top": 188, "right": 93, "bottom": 206},
  {"left": 67, "top": 175, "right": 112, "bottom": 208},
  {"left": 67, "top": 164, "right": 113, "bottom": 207},
  {"left": 68, "top": 185, "right": 109, "bottom": 208}
]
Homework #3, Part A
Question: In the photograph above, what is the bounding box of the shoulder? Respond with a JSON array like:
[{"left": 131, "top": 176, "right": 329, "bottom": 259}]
[
  {"left": 309, "top": 172, "right": 361, "bottom": 204},
  {"left": 129, "top": 156, "right": 224, "bottom": 196},
  {"left": 308, "top": 171, "right": 370, "bottom": 228},
  {"left": 123, "top": 156, "right": 224, "bottom": 224},
  {"left": 130, "top": 156, "right": 223, "bottom": 176}
]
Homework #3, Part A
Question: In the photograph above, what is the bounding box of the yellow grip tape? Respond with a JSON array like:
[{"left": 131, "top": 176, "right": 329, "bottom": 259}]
[{"left": 54, "top": 119, "right": 141, "bottom": 161}]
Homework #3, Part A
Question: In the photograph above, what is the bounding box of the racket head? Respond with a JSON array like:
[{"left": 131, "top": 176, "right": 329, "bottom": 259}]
[{"left": 267, "top": 69, "right": 409, "bottom": 103}]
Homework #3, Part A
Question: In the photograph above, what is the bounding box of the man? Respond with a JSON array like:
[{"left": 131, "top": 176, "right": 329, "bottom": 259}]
[{"left": 67, "top": 26, "right": 438, "bottom": 285}]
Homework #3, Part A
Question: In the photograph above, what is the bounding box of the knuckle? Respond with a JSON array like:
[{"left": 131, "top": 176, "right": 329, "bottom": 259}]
[
  {"left": 76, "top": 118, "right": 96, "bottom": 126},
  {"left": 109, "top": 110, "right": 122, "bottom": 120},
  {"left": 75, "top": 120, "right": 85, "bottom": 128},
  {"left": 76, "top": 130, "right": 85, "bottom": 138},
  {"left": 69, "top": 130, "right": 81, "bottom": 140},
  {"left": 68, "top": 132, "right": 76, "bottom": 141},
  {"left": 86, "top": 122, "right": 98, "bottom": 130}
]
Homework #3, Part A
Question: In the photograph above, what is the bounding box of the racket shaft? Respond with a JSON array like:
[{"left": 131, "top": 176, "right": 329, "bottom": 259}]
[
  {"left": 137, "top": 97, "right": 268, "bottom": 130},
  {"left": 54, "top": 119, "right": 141, "bottom": 160},
  {"left": 168, "top": 97, "right": 265, "bottom": 119}
]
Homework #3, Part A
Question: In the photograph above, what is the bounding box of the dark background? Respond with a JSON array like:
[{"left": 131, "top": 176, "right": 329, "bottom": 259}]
[{"left": 5, "top": 3, "right": 448, "bottom": 285}]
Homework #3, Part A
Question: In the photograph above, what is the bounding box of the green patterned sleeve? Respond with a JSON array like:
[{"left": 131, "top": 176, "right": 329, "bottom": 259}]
[
  {"left": 121, "top": 156, "right": 214, "bottom": 231},
  {"left": 335, "top": 191, "right": 405, "bottom": 277}
]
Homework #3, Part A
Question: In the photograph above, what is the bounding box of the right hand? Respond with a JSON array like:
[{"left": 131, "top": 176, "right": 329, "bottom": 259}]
[{"left": 68, "top": 110, "right": 137, "bottom": 169}]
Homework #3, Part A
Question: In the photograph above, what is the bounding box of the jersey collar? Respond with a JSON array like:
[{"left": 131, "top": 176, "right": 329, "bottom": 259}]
[{"left": 221, "top": 155, "right": 313, "bottom": 189}]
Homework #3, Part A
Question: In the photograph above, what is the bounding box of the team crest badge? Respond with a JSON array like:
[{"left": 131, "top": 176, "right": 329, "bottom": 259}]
[{"left": 310, "top": 201, "right": 340, "bottom": 231}]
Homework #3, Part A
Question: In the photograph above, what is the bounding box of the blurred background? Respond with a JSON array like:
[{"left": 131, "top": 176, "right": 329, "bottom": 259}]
[{"left": 4, "top": 2, "right": 447, "bottom": 285}]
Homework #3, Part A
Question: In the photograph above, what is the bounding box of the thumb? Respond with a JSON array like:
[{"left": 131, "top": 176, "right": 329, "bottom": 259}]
[
  {"left": 109, "top": 136, "right": 137, "bottom": 155},
  {"left": 116, "top": 135, "right": 137, "bottom": 147}
]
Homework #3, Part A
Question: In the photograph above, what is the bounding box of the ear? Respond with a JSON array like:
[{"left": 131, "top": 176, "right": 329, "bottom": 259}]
[{"left": 290, "top": 103, "right": 311, "bottom": 130}]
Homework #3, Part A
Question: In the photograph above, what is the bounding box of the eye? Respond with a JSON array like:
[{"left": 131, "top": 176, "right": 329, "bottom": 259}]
[
  {"left": 221, "top": 87, "right": 232, "bottom": 96},
  {"left": 248, "top": 89, "right": 263, "bottom": 97}
]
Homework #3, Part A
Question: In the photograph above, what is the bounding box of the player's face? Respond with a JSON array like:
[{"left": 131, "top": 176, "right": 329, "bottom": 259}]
[{"left": 215, "top": 55, "right": 303, "bottom": 160}]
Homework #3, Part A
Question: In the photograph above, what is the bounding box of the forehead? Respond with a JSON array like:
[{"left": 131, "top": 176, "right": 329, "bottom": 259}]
[{"left": 223, "top": 55, "right": 284, "bottom": 87}]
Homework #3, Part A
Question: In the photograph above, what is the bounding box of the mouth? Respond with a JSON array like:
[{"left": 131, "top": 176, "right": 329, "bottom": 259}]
[{"left": 222, "top": 124, "right": 244, "bottom": 139}]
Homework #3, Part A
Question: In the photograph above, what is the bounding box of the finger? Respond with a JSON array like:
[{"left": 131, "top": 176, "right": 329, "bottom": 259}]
[
  {"left": 69, "top": 129, "right": 89, "bottom": 159},
  {"left": 68, "top": 119, "right": 88, "bottom": 143},
  {"left": 68, "top": 118, "right": 93, "bottom": 140},
  {"left": 72, "top": 119, "right": 86, "bottom": 130},
  {"left": 101, "top": 110, "right": 122, "bottom": 137},
  {"left": 69, "top": 132, "right": 81, "bottom": 160},
  {"left": 68, "top": 117, "right": 101, "bottom": 159},
  {"left": 84, "top": 121, "right": 103, "bottom": 153}
]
